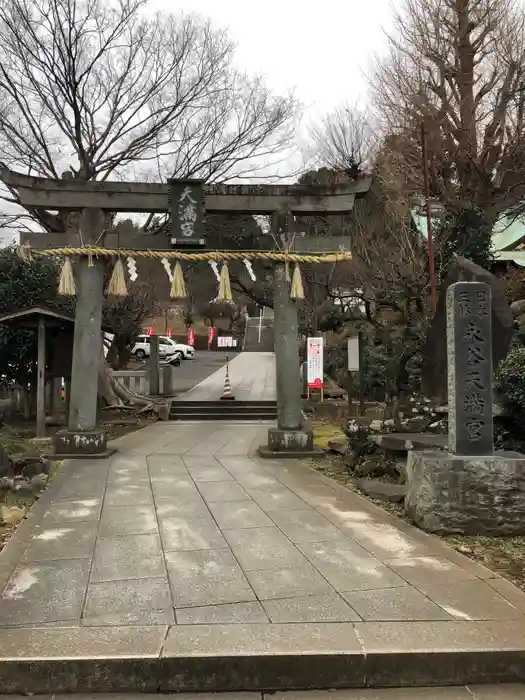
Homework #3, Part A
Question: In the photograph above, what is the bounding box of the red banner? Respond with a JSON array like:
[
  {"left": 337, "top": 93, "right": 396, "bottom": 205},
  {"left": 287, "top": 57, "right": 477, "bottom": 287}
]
[
  {"left": 188, "top": 327, "right": 195, "bottom": 346},
  {"left": 208, "top": 327, "right": 215, "bottom": 347}
]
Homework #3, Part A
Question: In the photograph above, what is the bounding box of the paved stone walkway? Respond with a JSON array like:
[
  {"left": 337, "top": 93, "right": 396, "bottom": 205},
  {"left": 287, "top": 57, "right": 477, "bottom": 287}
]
[
  {"left": 1, "top": 353, "right": 525, "bottom": 691},
  {"left": 1, "top": 417, "right": 525, "bottom": 628},
  {"left": 176, "top": 351, "right": 276, "bottom": 401}
]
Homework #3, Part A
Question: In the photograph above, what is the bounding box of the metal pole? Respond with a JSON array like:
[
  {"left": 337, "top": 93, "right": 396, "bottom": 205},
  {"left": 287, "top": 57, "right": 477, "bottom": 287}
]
[
  {"left": 421, "top": 123, "right": 438, "bottom": 315},
  {"left": 258, "top": 306, "right": 263, "bottom": 344},
  {"left": 149, "top": 335, "right": 160, "bottom": 395},
  {"left": 36, "top": 316, "right": 46, "bottom": 438},
  {"left": 358, "top": 331, "right": 365, "bottom": 417}
]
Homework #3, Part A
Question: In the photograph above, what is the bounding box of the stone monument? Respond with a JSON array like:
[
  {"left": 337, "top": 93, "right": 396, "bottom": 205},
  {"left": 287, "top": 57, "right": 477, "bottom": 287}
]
[
  {"left": 405, "top": 281, "right": 525, "bottom": 535},
  {"left": 421, "top": 256, "right": 513, "bottom": 403}
]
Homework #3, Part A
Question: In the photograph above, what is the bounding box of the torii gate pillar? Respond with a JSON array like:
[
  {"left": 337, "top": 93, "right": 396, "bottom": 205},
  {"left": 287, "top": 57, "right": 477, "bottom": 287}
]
[
  {"left": 53, "top": 207, "right": 115, "bottom": 458},
  {"left": 258, "top": 224, "right": 322, "bottom": 459}
]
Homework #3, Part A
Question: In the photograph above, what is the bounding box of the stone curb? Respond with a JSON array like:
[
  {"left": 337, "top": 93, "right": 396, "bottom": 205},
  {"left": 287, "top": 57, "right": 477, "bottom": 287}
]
[
  {"left": 51, "top": 448, "right": 118, "bottom": 460},
  {"left": 293, "top": 459, "right": 503, "bottom": 581},
  {"left": 0, "top": 622, "right": 524, "bottom": 692},
  {"left": 258, "top": 447, "right": 326, "bottom": 459}
]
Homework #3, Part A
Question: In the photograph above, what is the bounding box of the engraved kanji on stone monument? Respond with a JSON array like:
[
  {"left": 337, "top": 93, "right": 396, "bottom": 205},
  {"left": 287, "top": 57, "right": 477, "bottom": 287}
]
[
  {"left": 447, "top": 281, "right": 493, "bottom": 456},
  {"left": 168, "top": 179, "right": 204, "bottom": 244}
]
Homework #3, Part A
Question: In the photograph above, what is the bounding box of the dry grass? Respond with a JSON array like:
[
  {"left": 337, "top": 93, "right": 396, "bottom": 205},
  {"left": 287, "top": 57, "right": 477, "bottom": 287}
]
[
  {"left": 444, "top": 535, "right": 525, "bottom": 591},
  {"left": 312, "top": 422, "right": 346, "bottom": 450}
]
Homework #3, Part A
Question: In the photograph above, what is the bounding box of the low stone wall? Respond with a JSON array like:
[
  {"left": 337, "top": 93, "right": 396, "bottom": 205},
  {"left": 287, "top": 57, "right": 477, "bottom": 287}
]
[
  {"left": 0, "top": 385, "right": 24, "bottom": 410},
  {"left": 112, "top": 370, "right": 149, "bottom": 395},
  {"left": 111, "top": 367, "right": 177, "bottom": 396}
]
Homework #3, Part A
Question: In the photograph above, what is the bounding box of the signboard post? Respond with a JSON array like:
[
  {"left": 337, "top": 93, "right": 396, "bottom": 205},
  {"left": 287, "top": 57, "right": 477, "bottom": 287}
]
[
  {"left": 307, "top": 337, "right": 324, "bottom": 402},
  {"left": 347, "top": 334, "right": 364, "bottom": 416}
]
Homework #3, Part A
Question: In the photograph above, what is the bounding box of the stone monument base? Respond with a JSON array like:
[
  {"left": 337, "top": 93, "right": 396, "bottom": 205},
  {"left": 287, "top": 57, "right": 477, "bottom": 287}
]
[
  {"left": 258, "top": 428, "right": 325, "bottom": 459},
  {"left": 406, "top": 450, "right": 525, "bottom": 535},
  {"left": 52, "top": 430, "right": 117, "bottom": 459}
]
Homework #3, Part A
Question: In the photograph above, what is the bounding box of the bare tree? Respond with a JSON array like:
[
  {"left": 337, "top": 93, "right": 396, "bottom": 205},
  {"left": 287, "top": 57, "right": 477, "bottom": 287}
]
[
  {"left": 370, "top": 0, "right": 525, "bottom": 223},
  {"left": 336, "top": 181, "right": 434, "bottom": 418},
  {"left": 0, "top": 0, "right": 298, "bottom": 409},
  {"left": 309, "top": 103, "right": 376, "bottom": 177},
  {"left": 0, "top": 0, "right": 297, "bottom": 231}
]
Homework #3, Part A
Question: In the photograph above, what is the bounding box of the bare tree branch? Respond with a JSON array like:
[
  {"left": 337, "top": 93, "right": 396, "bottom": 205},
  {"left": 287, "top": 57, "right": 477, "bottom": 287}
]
[
  {"left": 308, "top": 102, "right": 376, "bottom": 177},
  {"left": 369, "top": 0, "right": 525, "bottom": 221},
  {"left": 0, "top": 0, "right": 298, "bottom": 230}
]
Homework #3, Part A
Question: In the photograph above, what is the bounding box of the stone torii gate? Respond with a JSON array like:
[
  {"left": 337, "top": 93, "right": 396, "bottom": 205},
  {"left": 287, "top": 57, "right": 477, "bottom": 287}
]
[{"left": 2, "top": 168, "right": 371, "bottom": 457}]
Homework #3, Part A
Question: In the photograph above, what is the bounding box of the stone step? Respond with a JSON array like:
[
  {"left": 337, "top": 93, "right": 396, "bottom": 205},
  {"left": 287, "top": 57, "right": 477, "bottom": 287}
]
[
  {"left": 169, "top": 412, "right": 278, "bottom": 421},
  {"left": 171, "top": 400, "right": 277, "bottom": 407},
  {"left": 171, "top": 400, "right": 277, "bottom": 414},
  {"left": 1, "top": 688, "right": 522, "bottom": 699},
  {"left": 0, "top": 623, "right": 524, "bottom": 693},
  {"left": 169, "top": 400, "right": 278, "bottom": 421}
]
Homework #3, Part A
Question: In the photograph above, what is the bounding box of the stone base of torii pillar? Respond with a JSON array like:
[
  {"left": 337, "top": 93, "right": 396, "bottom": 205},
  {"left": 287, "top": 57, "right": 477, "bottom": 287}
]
[{"left": 258, "top": 264, "right": 324, "bottom": 460}]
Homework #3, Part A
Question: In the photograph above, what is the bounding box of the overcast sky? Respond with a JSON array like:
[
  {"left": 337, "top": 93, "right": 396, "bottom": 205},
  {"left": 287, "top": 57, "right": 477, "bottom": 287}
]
[{"left": 151, "top": 0, "right": 395, "bottom": 120}]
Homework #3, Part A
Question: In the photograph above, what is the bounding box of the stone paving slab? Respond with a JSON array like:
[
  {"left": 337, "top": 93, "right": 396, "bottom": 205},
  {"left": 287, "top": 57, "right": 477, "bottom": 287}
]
[
  {"left": 21, "top": 521, "right": 97, "bottom": 562},
  {"left": 0, "top": 559, "right": 90, "bottom": 626},
  {"left": 176, "top": 601, "right": 268, "bottom": 625},
  {"left": 91, "top": 533, "right": 166, "bottom": 583},
  {"left": 1, "top": 411, "right": 525, "bottom": 691},
  {"left": 342, "top": 586, "right": 453, "bottom": 622},
  {"left": 262, "top": 592, "right": 360, "bottom": 623},
  {"left": 83, "top": 577, "right": 174, "bottom": 626}
]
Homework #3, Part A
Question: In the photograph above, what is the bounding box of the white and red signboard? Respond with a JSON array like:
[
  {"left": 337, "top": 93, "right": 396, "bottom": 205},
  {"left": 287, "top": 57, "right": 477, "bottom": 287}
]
[
  {"left": 188, "top": 327, "right": 195, "bottom": 346},
  {"left": 208, "top": 327, "right": 215, "bottom": 347},
  {"left": 307, "top": 337, "right": 324, "bottom": 389},
  {"left": 217, "top": 336, "right": 234, "bottom": 348}
]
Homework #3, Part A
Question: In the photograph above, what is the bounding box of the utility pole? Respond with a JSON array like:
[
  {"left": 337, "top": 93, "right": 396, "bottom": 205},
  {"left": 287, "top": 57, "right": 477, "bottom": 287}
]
[{"left": 421, "top": 123, "right": 438, "bottom": 315}]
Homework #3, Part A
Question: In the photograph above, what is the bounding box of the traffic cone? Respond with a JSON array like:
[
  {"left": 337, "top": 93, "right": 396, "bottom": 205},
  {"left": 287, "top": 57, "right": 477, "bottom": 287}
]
[{"left": 220, "top": 356, "right": 235, "bottom": 400}]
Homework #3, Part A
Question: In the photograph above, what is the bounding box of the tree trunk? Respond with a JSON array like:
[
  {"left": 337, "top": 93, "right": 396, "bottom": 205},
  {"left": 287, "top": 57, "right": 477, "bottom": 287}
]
[
  {"left": 98, "top": 351, "right": 122, "bottom": 407},
  {"left": 97, "top": 350, "right": 170, "bottom": 418}
]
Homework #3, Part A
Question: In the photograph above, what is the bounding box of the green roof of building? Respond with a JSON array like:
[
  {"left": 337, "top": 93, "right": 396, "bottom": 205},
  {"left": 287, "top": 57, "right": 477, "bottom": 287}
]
[
  {"left": 411, "top": 208, "right": 525, "bottom": 260},
  {"left": 493, "top": 250, "right": 525, "bottom": 268}
]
